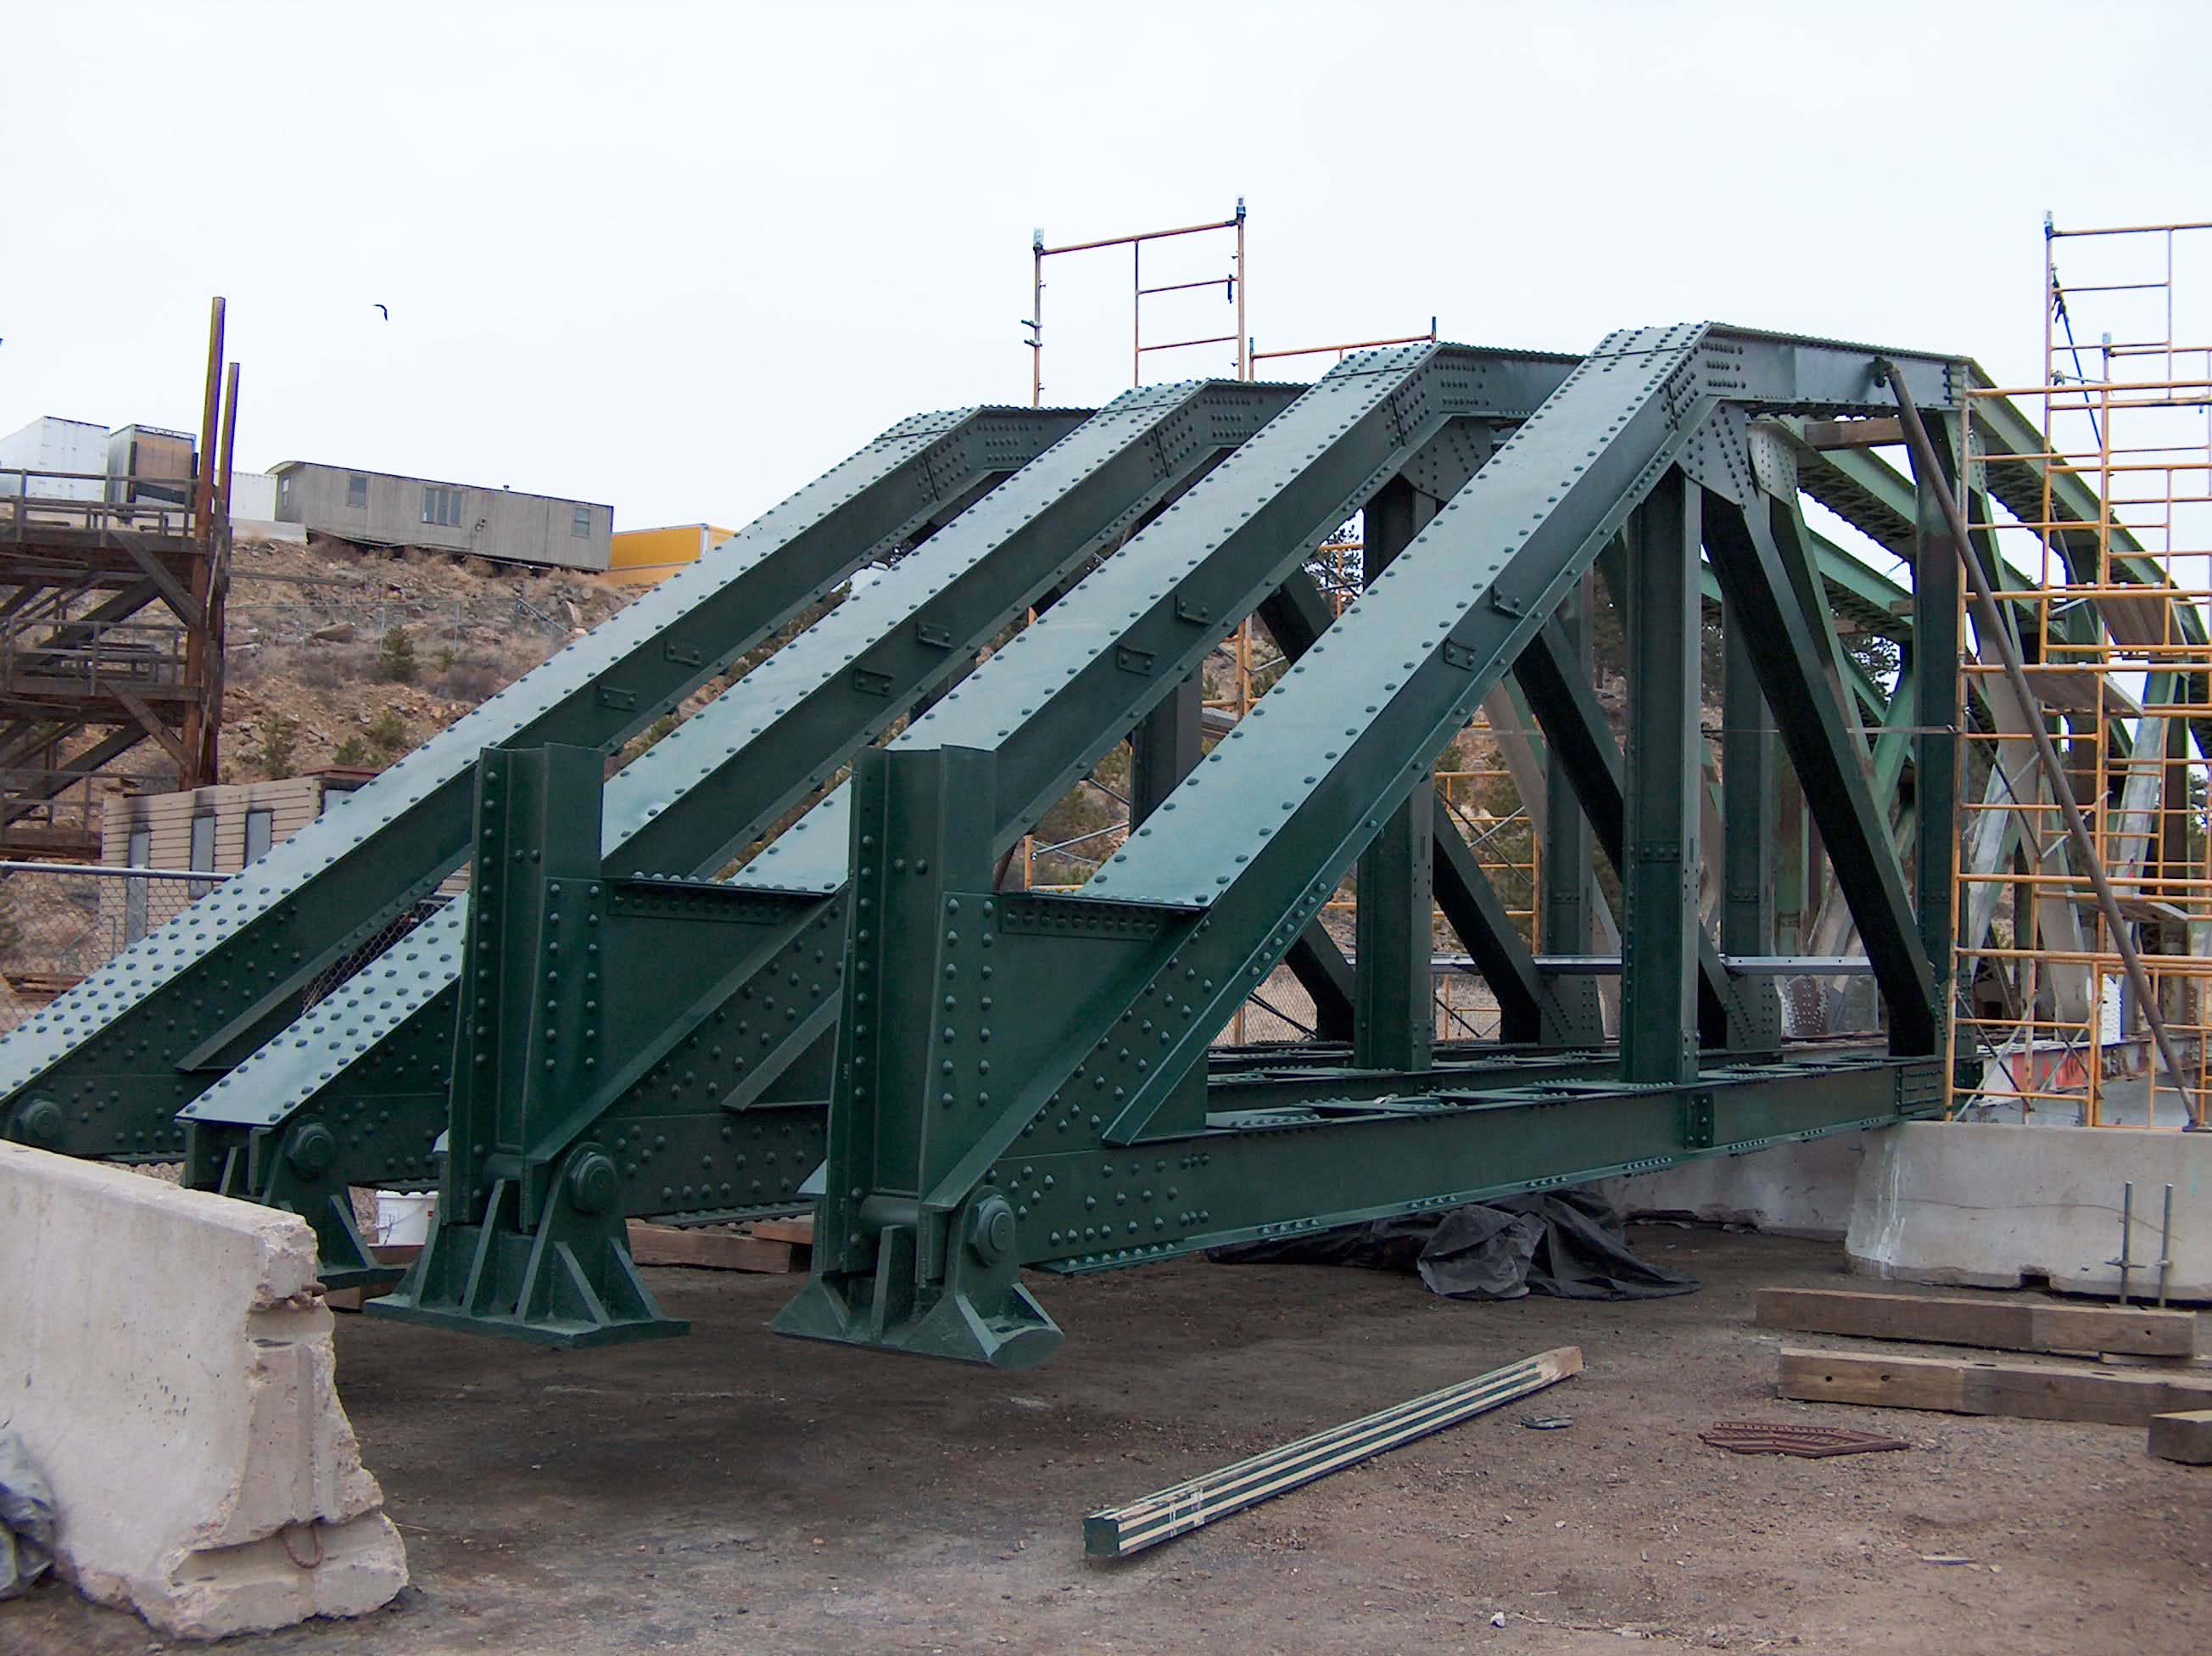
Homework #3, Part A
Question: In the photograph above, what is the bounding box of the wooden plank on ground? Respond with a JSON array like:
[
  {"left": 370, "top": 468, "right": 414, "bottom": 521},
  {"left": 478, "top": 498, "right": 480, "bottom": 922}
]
[
  {"left": 2148, "top": 1408, "right": 2212, "bottom": 1464},
  {"left": 1778, "top": 1347, "right": 2212, "bottom": 1428},
  {"left": 626, "top": 1220, "right": 796, "bottom": 1273},
  {"left": 746, "top": 1215, "right": 816, "bottom": 1246},
  {"left": 323, "top": 1245, "right": 422, "bottom": 1313},
  {"left": 1757, "top": 1287, "right": 2198, "bottom": 1357}
]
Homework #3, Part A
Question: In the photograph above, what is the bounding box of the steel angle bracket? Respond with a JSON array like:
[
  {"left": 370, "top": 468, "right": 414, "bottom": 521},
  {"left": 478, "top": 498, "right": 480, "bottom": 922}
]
[
  {"left": 195, "top": 1115, "right": 400, "bottom": 1292},
  {"left": 774, "top": 1189, "right": 1063, "bottom": 1370}
]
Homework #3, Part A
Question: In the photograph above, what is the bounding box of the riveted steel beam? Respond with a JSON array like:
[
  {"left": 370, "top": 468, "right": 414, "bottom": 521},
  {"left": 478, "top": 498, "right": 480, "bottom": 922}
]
[
  {"left": 168, "top": 381, "right": 1306, "bottom": 1246},
  {"left": 779, "top": 324, "right": 1965, "bottom": 1365},
  {"left": 1618, "top": 472, "right": 1701, "bottom": 1086},
  {"left": 265, "top": 349, "right": 1584, "bottom": 1317},
  {"left": 1, "top": 405, "right": 1088, "bottom": 1158}
]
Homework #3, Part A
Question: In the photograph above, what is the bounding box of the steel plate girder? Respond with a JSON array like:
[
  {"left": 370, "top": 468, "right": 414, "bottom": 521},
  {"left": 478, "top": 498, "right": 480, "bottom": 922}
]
[
  {"left": 1020, "top": 1055, "right": 1931, "bottom": 1276},
  {"left": 488, "top": 359, "right": 1583, "bottom": 1183},
  {"left": 197, "top": 351, "right": 1584, "bottom": 1248},
  {"left": 605, "top": 380, "right": 1303, "bottom": 877},
  {"left": 0, "top": 405, "right": 1086, "bottom": 1157},
  {"left": 172, "top": 382, "right": 1299, "bottom": 1148}
]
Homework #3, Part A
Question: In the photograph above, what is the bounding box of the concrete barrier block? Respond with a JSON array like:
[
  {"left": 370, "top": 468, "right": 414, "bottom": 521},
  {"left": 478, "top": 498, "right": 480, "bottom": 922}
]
[
  {"left": 1846, "top": 1122, "right": 2212, "bottom": 1300},
  {"left": 1607, "top": 1132, "right": 1874, "bottom": 1239},
  {"left": 0, "top": 1143, "right": 405, "bottom": 1638}
]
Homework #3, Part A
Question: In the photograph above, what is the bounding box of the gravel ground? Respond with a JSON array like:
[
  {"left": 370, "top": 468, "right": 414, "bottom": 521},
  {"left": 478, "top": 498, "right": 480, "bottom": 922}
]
[{"left": 6, "top": 1226, "right": 2205, "bottom": 1654}]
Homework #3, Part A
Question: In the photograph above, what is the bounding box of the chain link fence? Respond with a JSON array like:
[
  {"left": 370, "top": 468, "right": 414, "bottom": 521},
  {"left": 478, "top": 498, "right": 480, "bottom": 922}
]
[
  {"left": 0, "top": 861, "right": 455, "bottom": 1036},
  {"left": 0, "top": 862, "right": 209, "bottom": 1033}
]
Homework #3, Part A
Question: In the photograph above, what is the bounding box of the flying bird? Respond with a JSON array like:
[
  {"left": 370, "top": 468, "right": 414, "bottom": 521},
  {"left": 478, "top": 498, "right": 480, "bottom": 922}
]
[{"left": 372, "top": 303, "right": 389, "bottom": 321}]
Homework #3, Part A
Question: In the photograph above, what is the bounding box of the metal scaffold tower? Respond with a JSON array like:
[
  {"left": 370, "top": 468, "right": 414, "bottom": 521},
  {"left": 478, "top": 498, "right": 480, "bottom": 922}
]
[
  {"left": 3, "top": 300, "right": 2109, "bottom": 1367},
  {"left": 1949, "top": 217, "right": 2212, "bottom": 1129}
]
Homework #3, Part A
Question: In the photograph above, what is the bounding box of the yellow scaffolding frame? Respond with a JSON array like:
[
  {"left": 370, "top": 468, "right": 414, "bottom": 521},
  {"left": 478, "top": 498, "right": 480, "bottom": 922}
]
[{"left": 1952, "top": 215, "right": 2212, "bottom": 1128}]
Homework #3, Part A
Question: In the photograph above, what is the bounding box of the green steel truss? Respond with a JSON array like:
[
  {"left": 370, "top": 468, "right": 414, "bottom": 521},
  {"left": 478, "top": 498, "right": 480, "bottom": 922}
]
[
  {"left": 0, "top": 406, "right": 1086, "bottom": 1160},
  {"left": 0, "top": 322, "right": 2018, "bottom": 1365}
]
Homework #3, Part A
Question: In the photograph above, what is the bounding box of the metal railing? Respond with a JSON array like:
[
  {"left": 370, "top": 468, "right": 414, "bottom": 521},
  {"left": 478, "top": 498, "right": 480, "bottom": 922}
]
[
  {"left": 0, "top": 467, "right": 207, "bottom": 544},
  {"left": 0, "top": 618, "right": 190, "bottom": 693}
]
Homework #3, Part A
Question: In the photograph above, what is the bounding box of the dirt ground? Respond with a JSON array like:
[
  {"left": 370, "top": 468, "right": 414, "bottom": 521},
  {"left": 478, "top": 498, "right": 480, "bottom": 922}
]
[{"left": 7, "top": 1228, "right": 2206, "bottom": 1654}]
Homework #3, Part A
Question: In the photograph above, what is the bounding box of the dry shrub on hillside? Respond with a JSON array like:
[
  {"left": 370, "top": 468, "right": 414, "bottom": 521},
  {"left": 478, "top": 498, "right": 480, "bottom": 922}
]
[{"left": 430, "top": 658, "right": 508, "bottom": 702}]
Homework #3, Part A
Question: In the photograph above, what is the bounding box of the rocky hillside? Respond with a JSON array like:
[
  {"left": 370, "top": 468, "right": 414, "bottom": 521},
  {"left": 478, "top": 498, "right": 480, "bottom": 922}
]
[{"left": 220, "top": 533, "right": 644, "bottom": 780}]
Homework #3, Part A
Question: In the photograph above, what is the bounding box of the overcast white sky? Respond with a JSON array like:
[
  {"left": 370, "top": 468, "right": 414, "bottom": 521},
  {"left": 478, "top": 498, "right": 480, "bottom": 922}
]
[{"left": 3, "top": 1, "right": 2208, "bottom": 531}]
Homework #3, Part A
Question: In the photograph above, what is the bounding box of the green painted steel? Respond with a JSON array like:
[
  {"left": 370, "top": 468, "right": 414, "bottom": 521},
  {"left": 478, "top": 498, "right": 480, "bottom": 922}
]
[
  {"left": 1720, "top": 592, "right": 1782, "bottom": 1050},
  {"left": 0, "top": 405, "right": 1086, "bottom": 1159},
  {"left": 359, "top": 347, "right": 1589, "bottom": 1335},
  {"left": 172, "top": 379, "right": 1310, "bottom": 1269},
  {"left": 1619, "top": 473, "right": 1702, "bottom": 1085},
  {"left": 776, "top": 324, "right": 1966, "bottom": 1367},
  {"left": 4, "top": 316, "right": 2027, "bottom": 1369}
]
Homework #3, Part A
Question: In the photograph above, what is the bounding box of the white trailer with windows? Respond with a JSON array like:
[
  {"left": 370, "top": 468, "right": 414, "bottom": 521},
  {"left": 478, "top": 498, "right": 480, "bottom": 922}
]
[{"left": 269, "top": 460, "right": 612, "bottom": 571}]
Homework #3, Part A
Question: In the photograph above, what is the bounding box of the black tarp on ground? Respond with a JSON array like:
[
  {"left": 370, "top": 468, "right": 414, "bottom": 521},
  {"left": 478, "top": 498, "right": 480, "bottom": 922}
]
[{"left": 1208, "top": 1189, "right": 1701, "bottom": 1301}]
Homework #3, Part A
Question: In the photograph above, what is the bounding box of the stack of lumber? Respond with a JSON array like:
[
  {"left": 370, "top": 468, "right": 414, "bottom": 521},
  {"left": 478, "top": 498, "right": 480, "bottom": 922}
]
[
  {"left": 1757, "top": 1286, "right": 2209, "bottom": 1461},
  {"left": 626, "top": 1214, "right": 813, "bottom": 1273}
]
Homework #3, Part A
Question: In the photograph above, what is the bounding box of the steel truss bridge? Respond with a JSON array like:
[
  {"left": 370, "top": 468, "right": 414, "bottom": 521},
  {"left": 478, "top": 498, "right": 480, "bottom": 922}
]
[{"left": 2, "top": 322, "right": 2187, "bottom": 1368}]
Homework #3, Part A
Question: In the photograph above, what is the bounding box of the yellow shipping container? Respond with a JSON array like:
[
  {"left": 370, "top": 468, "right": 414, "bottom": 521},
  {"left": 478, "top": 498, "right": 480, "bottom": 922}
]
[{"left": 605, "top": 523, "right": 735, "bottom": 587}]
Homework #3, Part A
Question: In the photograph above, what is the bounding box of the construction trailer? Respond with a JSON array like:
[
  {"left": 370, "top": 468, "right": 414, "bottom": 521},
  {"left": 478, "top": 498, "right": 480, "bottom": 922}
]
[
  {"left": 0, "top": 318, "right": 2198, "bottom": 1368},
  {"left": 270, "top": 461, "right": 614, "bottom": 572},
  {"left": 103, "top": 424, "right": 196, "bottom": 507},
  {"left": 98, "top": 769, "right": 370, "bottom": 880}
]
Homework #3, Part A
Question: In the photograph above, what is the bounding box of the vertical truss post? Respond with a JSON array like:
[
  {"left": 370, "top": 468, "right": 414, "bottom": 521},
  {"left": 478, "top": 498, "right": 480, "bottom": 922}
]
[
  {"left": 1130, "top": 674, "right": 1203, "bottom": 825},
  {"left": 1721, "top": 599, "right": 1782, "bottom": 1049},
  {"left": 372, "top": 744, "right": 688, "bottom": 1346},
  {"left": 1909, "top": 417, "right": 1963, "bottom": 1045},
  {"left": 1355, "top": 480, "right": 1438, "bottom": 1070},
  {"left": 779, "top": 742, "right": 1064, "bottom": 1367},
  {"left": 444, "top": 744, "right": 603, "bottom": 1228},
  {"left": 1620, "top": 473, "right": 1701, "bottom": 1085}
]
